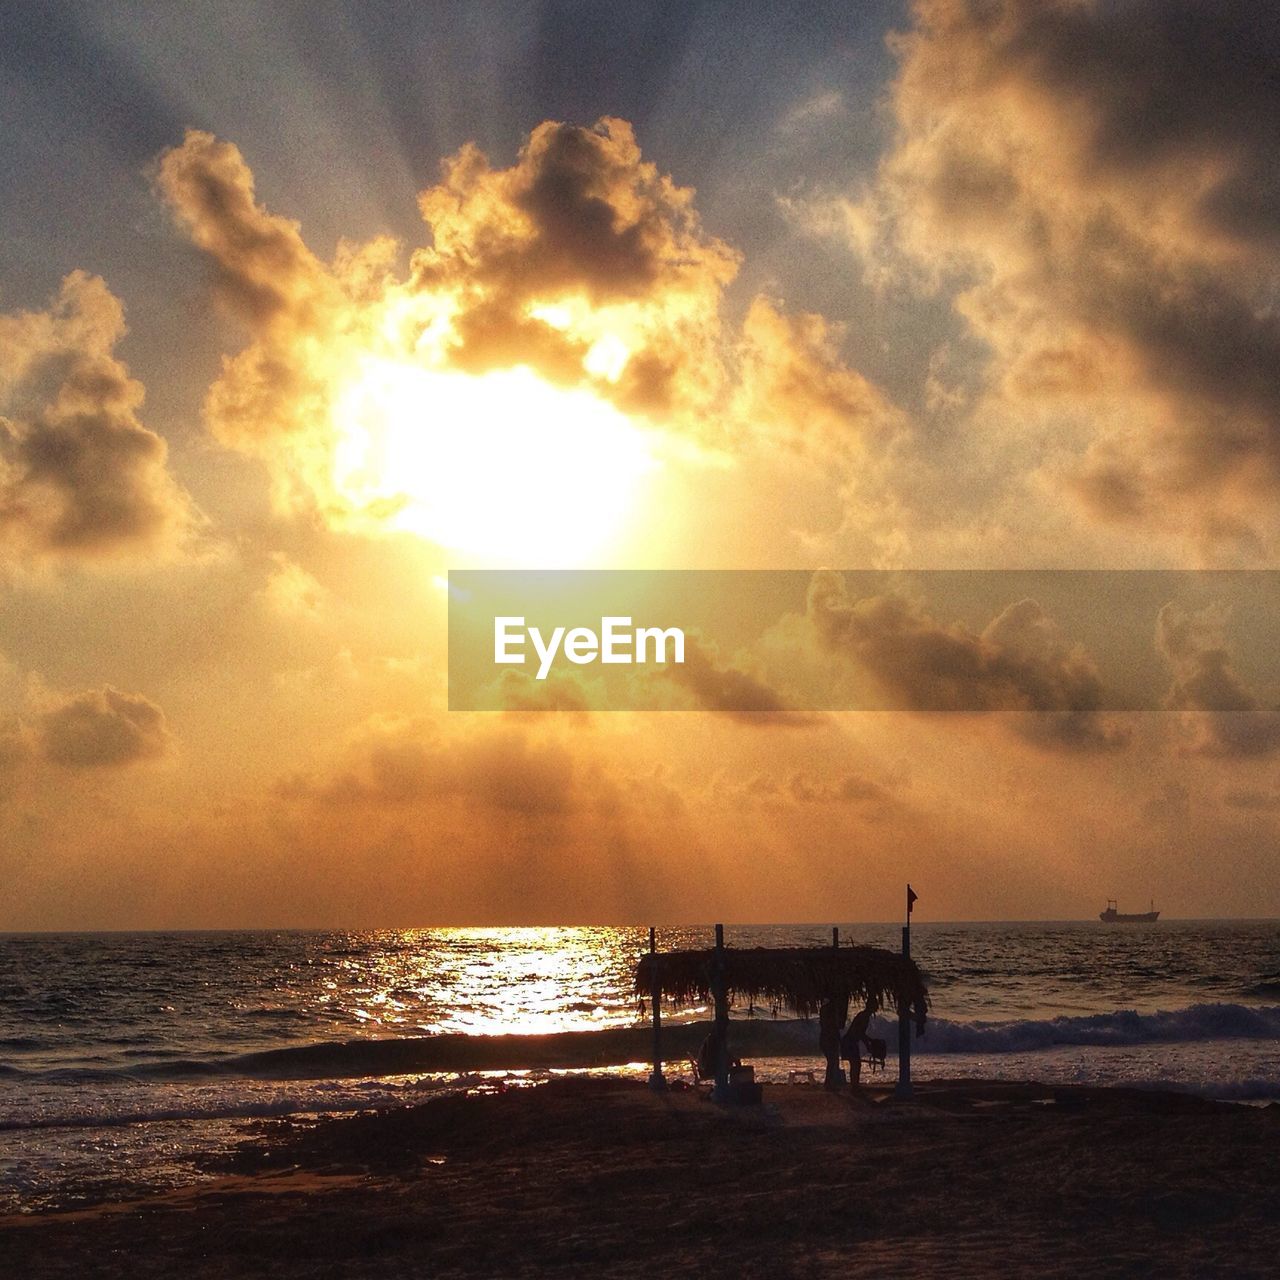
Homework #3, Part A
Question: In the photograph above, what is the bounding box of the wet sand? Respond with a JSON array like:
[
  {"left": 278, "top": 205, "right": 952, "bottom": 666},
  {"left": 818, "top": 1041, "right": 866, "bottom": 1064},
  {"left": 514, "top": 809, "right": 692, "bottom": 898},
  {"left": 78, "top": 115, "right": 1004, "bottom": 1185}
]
[{"left": 3, "top": 1078, "right": 1277, "bottom": 1278}]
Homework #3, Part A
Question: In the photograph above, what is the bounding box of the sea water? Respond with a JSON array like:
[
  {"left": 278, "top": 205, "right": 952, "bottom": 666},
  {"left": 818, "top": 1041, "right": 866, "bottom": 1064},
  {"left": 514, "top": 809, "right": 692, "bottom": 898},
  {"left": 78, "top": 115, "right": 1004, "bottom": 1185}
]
[{"left": 1, "top": 921, "right": 1277, "bottom": 1212}]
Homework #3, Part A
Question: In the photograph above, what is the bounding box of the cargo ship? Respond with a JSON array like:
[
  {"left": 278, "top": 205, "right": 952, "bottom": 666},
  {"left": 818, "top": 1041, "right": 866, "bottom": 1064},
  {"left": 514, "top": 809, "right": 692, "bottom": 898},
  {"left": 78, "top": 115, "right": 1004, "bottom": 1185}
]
[{"left": 1099, "top": 898, "right": 1160, "bottom": 923}]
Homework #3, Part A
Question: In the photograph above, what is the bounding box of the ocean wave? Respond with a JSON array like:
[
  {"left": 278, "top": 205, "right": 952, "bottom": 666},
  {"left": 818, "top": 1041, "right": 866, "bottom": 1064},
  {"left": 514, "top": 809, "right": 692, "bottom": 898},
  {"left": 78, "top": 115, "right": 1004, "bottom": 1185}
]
[
  {"left": 906, "top": 1003, "right": 1280, "bottom": 1054},
  {"left": 2, "top": 1004, "right": 1276, "bottom": 1085}
]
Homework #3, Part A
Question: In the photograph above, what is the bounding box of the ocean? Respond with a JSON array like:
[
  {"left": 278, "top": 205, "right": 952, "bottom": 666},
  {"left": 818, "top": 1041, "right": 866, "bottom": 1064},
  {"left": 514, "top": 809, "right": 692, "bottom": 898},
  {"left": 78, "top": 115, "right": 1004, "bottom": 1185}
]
[{"left": 2, "top": 921, "right": 1278, "bottom": 1213}]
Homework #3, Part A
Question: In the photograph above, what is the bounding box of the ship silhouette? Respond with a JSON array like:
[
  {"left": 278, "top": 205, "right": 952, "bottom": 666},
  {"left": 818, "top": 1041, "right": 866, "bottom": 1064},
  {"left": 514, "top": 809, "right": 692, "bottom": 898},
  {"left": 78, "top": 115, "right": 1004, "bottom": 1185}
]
[{"left": 1099, "top": 898, "right": 1160, "bottom": 923}]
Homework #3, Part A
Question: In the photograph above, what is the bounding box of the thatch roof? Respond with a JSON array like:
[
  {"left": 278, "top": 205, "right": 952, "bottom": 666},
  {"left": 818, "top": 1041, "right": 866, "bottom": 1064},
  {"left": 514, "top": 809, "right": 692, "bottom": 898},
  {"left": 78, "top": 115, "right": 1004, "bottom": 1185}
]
[{"left": 635, "top": 945, "right": 929, "bottom": 1028}]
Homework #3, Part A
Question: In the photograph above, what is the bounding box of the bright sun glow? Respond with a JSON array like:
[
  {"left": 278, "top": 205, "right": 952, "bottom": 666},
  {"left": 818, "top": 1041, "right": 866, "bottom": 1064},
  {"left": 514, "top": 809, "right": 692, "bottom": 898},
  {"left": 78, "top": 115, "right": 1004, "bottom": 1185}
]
[{"left": 331, "top": 359, "right": 656, "bottom": 566}]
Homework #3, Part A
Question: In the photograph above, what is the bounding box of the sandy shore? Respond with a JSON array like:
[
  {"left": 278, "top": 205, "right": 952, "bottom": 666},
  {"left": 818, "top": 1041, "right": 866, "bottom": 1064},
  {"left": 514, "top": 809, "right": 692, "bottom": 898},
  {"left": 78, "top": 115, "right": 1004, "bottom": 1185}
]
[{"left": 3, "top": 1078, "right": 1277, "bottom": 1278}]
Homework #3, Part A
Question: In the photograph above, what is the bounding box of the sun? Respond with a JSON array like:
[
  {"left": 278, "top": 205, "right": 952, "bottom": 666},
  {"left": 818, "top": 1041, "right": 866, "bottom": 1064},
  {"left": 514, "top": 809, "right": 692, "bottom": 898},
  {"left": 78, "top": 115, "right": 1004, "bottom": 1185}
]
[{"left": 329, "top": 358, "right": 657, "bottom": 566}]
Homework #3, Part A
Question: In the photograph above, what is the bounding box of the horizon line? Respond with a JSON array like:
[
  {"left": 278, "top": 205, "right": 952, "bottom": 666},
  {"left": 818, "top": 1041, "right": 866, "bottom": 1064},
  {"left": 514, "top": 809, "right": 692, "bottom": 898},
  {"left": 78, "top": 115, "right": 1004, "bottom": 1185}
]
[{"left": 1, "top": 916, "right": 1277, "bottom": 937}]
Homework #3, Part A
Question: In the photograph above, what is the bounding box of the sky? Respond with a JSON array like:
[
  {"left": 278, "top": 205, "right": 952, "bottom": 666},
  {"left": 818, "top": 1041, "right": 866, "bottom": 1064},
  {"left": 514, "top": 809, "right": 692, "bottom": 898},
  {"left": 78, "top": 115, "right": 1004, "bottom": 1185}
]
[{"left": 2, "top": 0, "right": 1280, "bottom": 928}]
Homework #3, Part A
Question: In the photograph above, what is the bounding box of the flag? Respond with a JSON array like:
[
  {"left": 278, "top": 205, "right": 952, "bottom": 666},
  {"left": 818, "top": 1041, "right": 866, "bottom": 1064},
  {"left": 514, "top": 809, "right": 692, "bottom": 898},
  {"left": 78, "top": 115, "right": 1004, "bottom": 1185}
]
[{"left": 907, "top": 884, "right": 918, "bottom": 917}]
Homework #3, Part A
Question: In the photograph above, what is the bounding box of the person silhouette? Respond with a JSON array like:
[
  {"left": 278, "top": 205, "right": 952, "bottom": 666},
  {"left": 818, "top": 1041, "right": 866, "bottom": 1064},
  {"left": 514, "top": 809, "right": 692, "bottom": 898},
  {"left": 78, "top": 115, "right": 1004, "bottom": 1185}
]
[{"left": 841, "top": 998, "right": 879, "bottom": 1089}]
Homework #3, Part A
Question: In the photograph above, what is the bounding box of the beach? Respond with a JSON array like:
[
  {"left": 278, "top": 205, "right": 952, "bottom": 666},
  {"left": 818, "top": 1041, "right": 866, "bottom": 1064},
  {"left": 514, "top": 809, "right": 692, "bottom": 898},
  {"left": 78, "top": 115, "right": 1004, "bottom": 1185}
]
[
  {"left": 4, "top": 1077, "right": 1277, "bottom": 1278},
  {"left": 3, "top": 924, "right": 1279, "bottom": 1217}
]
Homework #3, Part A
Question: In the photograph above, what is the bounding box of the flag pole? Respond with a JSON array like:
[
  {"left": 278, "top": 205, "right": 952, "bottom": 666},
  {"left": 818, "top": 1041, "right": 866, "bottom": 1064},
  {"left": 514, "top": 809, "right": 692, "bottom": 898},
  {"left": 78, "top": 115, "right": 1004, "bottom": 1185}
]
[
  {"left": 895, "top": 883, "right": 915, "bottom": 1099},
  {"left": 648, "top": 926, "right": 666, "bottom": 1092}
]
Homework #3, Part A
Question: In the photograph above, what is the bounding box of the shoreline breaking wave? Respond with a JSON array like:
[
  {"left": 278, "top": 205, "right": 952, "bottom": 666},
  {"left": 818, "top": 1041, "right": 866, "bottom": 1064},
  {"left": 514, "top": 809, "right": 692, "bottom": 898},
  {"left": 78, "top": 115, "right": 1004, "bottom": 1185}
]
[{"left": 2, "top": 1003, "right": 1276, "bottom": 1085}]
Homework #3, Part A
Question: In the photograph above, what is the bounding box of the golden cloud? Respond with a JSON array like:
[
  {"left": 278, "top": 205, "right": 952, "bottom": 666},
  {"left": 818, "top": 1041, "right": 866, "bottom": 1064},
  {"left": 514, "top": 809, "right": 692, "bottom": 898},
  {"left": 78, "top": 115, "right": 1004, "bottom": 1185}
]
[
  {"left": 411, "top": 115, "right": 739, "bottom": 421},
  {"left": 854, "top": 0, "right": 1280, "bottom": 555},
  {"left": 155, "top": 120, "right": 900, "bottom": 542},
  {"left": 1, "top": 683, "right": 174, "bottom": 772},
  {"left": 34, "top": 685, "right": 173, "bottom": 768},
  {"left": 284, "top": 715, "right": 578, "bottom": 816},
  {"left": 0, "top": 272, "right": 195, "bottom": 564}
]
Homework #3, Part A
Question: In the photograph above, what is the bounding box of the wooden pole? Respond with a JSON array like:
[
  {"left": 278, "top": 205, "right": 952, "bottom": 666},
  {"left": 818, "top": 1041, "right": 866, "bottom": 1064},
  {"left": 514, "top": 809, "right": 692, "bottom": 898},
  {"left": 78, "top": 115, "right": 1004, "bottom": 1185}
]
[
  {"left": 711, "top": 923, "right": 731, "bottom": 1102},
  {"left": 827, "top": 923, "right": 847, "bottom": 1090},
  {"left": 648, "top": 926, "right": 666, "bottom": 1092},
  {"left": 895, "top": 918, "right": 913, "bottom": 1099}
]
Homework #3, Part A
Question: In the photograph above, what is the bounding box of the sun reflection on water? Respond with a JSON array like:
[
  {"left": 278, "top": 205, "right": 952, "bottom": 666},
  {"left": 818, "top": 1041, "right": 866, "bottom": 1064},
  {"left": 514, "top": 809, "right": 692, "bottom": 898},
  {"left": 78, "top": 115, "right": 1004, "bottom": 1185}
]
[{"left": 326, "top": 926, "right": 690, "bottom": 1038}]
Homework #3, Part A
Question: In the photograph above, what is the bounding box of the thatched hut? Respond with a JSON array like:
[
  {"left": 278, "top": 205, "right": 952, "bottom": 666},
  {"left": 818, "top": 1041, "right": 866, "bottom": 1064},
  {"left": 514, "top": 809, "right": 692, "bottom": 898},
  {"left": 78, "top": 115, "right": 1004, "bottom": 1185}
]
[
  {"left": 634, "top": 944, "right": 928, "bottom": 1030},
  {"left": 635, "top": 935, "right": 929, "bottom": 1099}
]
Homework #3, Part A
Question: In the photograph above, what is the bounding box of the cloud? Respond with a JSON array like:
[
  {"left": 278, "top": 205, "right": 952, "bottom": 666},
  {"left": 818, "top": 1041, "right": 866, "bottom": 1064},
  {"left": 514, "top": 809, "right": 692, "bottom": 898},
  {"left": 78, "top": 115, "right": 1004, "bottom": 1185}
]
[
  {"left": 665, "top": 635, "right": 826, "bottom": 726},
  {"left": 0, "top": 665, "right": 173, "bottom": 779},
  {"left": 293, "top": 717, "right": 576, "bottom": 816},
  {"left": 32, "top": 685, "right": 173, "bottom": 768},
  {"left": 154, "top": 121, "right": 900, "bottom": 532},
  {"left": 744, "top": 769, "right": 892, "bottom": 808},
  {"left": 853, "top": 0, "right": 1280, "bottom": 551},
  {"left": 806, "top": 571, "right": 1127, "bottom": 752},
  {"left": 0, "top": 272, "right": 195, "bottom": 563},
  {"left": 410, "top": 117, "right": 741, "bottom": 423},
  {"left": 732, "top": 298, "right": 899, "bottom": 457},
  {"left": 260, "top": 553, "right": 326, "bottom": 618},
  {"left": 155, "top": 129, "right": 372, "bottom": 475},
  {"left": 154, "top": 130, "right": 331, "bottom": 325},
  {"left": 1157, "top": 602, "right": 1280, "bottom": 757},
  {"left": 1223, "top": 788, "right": 1280, "bottom": 813},
  {"left": 413, "top": 117, "right": 738, "bottom": 311},
  {"left": 489, "top": 668, "right": 594, "bottom": 714}
]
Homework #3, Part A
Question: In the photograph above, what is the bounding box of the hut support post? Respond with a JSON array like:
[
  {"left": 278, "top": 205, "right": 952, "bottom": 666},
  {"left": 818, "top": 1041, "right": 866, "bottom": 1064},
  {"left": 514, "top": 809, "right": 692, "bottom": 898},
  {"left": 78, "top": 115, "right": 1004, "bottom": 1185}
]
[
  {"left": 895, "top": 923, "right": 913, "bottom": 1099},
  {"left": 824, "top": 922, "right": 847, "bottom": 1091},
  {"left": 648, "top": 926, "right": 666, "bottom": 1092},
  {"left": 711, "top": 923, "right": 731, "bottom": 1103}
]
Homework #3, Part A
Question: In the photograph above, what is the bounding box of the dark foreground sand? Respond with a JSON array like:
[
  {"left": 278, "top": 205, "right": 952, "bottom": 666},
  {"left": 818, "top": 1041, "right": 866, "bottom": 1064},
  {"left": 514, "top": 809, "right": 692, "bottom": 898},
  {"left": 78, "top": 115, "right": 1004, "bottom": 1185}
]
[{"left": 4, "top": 1078, "right": 1278, "bottom": 1279}]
